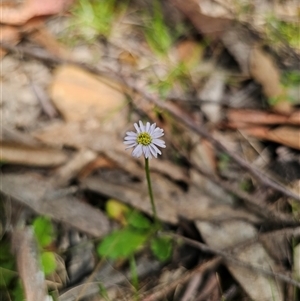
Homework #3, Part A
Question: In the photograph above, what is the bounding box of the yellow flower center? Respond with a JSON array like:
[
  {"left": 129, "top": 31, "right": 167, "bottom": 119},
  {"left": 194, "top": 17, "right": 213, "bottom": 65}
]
[{"left": 137, "top": 132, "right": 152, "bottom": 146}]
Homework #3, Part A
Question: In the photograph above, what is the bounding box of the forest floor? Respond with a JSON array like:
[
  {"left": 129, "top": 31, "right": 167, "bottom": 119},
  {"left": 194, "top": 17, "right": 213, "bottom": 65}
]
[{"left": 0, "top": 0, "right": 300, "bottom": 300}]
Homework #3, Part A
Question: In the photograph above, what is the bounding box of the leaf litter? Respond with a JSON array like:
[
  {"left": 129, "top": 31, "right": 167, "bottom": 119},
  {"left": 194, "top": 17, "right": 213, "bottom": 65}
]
[{"left": 0, "top": 0, "right": 300, "bottom": 300}]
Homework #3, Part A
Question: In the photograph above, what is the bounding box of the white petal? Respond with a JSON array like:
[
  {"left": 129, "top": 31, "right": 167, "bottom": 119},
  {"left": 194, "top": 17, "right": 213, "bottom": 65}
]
[
  {"left": 145, "top": 122, "right": 150, "bottom": 133},
  {"left": 150, "top": 143, "right": 161, "bottom": 157},
  {"left": 152, "top": 139, "right": 166, "bottom": 148},
  {"left": 125, "top": 144, "right": 137, "bottom": 150},
  {"left": 149, "top": 123, "right": 156, "bottom": 135},
  {"left": 152, "top": 132, "right": 164, "bottom": 139},
  {"left": 152, "top": 127, "right": 163, "bottom": 133},
  {"left": 134, "top": 123, "right": 141, "bottom": 134},
  {"left": 124, "top": 140, "right": 137, "bottom": 145},
  {"left": 139, "top": 120, "right": 145, "bottom": 132},
  {"left": 126, "top": 131, "right": 137, "bottom": 136},
  {"left": 124, "top": 136, "right": 137, "bottom": 141},
  {"left": 142, "top": 146, "right": 150, "bottom": 158},
  {"left": 132, "top": 144, "right": 143, "bottom": 157},
  {"left": 149, "top": 144, "right": 158, "bottom": 158}
]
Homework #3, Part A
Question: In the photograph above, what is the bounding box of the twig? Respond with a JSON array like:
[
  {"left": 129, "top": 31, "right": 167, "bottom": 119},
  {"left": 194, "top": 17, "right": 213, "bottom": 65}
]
[
  {"left": 141, "top": 258, "right": 222, "bottom": 301},
  {"left": 217, "top": 285, "right": 238, "bottom": 301},
  {"left": 2, "top": 41, "right": 299, "bottom": 202},
  {"left": 181, "top": 269, "right": 203, "bottom": 301},
  {"left": 191, "top": 163, "right": 298, "bottom": 226},
  {"left": 164, "top": 232, "right": 300, "bottom": 289},
  {"left": 123, "top": 82, "right": 300, "bottom": 202}
]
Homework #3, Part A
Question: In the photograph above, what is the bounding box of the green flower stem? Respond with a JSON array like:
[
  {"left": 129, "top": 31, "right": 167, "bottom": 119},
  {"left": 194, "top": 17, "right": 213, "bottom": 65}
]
[{"left": 145, "top": 158, "right": 158, "bottom": 226}]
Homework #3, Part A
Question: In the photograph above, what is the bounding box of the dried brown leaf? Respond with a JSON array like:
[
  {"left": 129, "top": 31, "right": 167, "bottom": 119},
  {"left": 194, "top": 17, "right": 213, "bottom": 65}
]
[
  {"left": 1, "top": 173, "right": 110, "bottom": 237},
  {"left": 82, "top": 174, "right": 259, "bottom": 225},
  {"left": 175, "top": 39, "right": 203, "bottom": 66},
  {"left": 27, "top": 25, "right": 69, "bottom": 58},
  {"left": 0, "top": 0, "right": 73, "bottom": 25},
  {"left": 244, "top": 126, "right": 300, "bottom": 150},
  {"left": 227, "top": 109, "right": 300, "bottom": 126},
  {"left": 250, "top": 47, "right": 292, "bottom": 114},
  {"left": 54, "top": 148, "right": 97, "bottom": 186},
  {"left": 50, "top": 65, "right": 127, "bottom": 124},
  {"left": 0, "top": 141, "right": 68, "bottom": 167},
  {"left": 196, "top": 220, "right": 284, "bottom": 301},
  {"left": 170, "top": 0, "right": 232, "bottom": 39},
  {"left": 0, "top": 25, "right": 21, "bottom": 57}
]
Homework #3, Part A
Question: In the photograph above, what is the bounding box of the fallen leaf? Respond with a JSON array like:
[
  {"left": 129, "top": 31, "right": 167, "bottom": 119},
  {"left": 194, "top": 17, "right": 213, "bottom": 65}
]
[
  {"left": 0, "top": 0, "right": 73, "bottom": 25},
  {"left": 50, "top": 65, "right": 127, "bottom": 125},
  {"left": 221, "top": 26, "right": 253, "bottom": 75},
  {"left": 244, "top": 126, "right": 300, "bottom": 150},
  {"left": 82, "top": 173, "right": 260, "bottom": 225},
  {"left": 227, "top": 109, "right": 300, "bottom": 126},
  {"left": 54, "top": 148, "right": 97, "bottom": 186},
  {"left": 170, "top": 0, "right": 232, "bottom": 39},
  {"left": 1, "top": 173, "right": 110, "bottom": 237},
  {"left": 250, "top": 47, "right": 292, "bottom": 114},
  {"left": 0, "top": 141, "right": 68, "bottom": 167},
  {"left": 196, "top": 220, "right": 284, "bottom": 301},
  {"left": 11, "top": 227, "right": 49, "bottom": 301},
  {"left": 175, "top": 39, "right": 203, "bottom": 66},
  {"left": 0, "top": 25, "right": 21, "bottom": 57},
  {"left": 27, "top": 25, "right": 69, "bottom": 58},
  {"left": 118, "top": 51, "right": 139, "bottom": 67},
  {"left": 198, "top": 70, "right": 226, "bottom": 123},
  {"left": 78, "top": 156, "right": 118, "bottom": 179},
  {"left": 32, "top": 121, "right": 187, "bottom": 183}
]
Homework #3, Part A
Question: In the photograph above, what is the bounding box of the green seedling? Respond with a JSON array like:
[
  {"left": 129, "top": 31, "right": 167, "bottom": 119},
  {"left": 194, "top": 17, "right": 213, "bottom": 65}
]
[
  {"left": 143, "top": 0, "right": 184, "bottom": 56},
  {"left": 69, "top": 0, "right": 125, "bottom": 42},
  {"left": 150, "top": 236, "right": 173, "bottom": 262},
  {"left": 32, "top": 216, "right": 57, "bottom": 276},
  {"left": 98, "top": 207, "right": 172, "bottom": 261},
  {"left": 154, "top": 62, "right": 190, "bottom": 97},
  {"left": 97, "top": 207, "right": 172, "bottom": 300},
  {"left": 0, "top": 240, "right": 21, "bottom": 300},
  {"left": 266, "top": 16, "right": 300, "bottom": 49},
  {"left": 97, "top": 227, "right": 149, "bottom": 260}
]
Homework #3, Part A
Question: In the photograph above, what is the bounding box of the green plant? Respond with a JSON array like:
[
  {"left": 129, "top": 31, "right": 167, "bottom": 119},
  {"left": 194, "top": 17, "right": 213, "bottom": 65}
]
[
  {"left": 32, "top": 216, "right": 57, "bottom": 276},
  {"left": 281, "top": 70, "right": 300, "bottom": 87},
  {"left": 97, "top": 208, "right": 173, "bottom": 260},
  {"left": 154, "top": 62, "right": 191, "bottom": 97},
  {"left": 97, "top": 121, "right": 172, "bottom": 297},
  {"left": 266, "top": 16, "right": 300, "bottom": 49},
  {"left": 69, "top": 0, "right": 123, "bottom": 41},
  {"left": 97, "top": 207, "right": 172, "bottom": 299},
  {"left": 267, "top": 70, "right": 300, "bottom": 106},
  {"left": 143, "top": 1, "right": 183, "bottom": 56},
  {"left": 0, "top": 241, "right": 15, "bottom": 285},
  {"left": 0, "top": 239, "right": 25, "bottom": 300}
]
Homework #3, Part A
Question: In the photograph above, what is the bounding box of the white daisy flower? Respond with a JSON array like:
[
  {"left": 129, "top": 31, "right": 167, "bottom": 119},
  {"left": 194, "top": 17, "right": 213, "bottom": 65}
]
[{"left": 124, "top": 120, "right": 166, "bottom": 159}]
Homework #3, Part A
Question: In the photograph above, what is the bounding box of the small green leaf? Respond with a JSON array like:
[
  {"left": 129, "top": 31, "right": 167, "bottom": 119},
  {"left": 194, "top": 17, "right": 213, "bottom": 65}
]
[
  {"left": 151, "top": 236, "right": 172, "bottom": 262},
  {"left": 12, "top": 280, "right": 25, "bottom": 301},
  {"left": 41, "top": 252, "right": 57, "bottom": 275},
  {"left": 106, "top": 199, "right": 130, "bottom": 224},
  {"left": 97, "top": 228, "right": 148, "bottom": 260},
  {"left": 0, "top": 241, "right": 14, "bottom": 261},
  {"left": 0, "top": 265, "right": 16, "bottom": 287},
  {"left": 33, "top": 216, "right": 55, "bottom": 248},
  {"left": 127, "top": 211, "right": 151, "bottom": 230}
]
